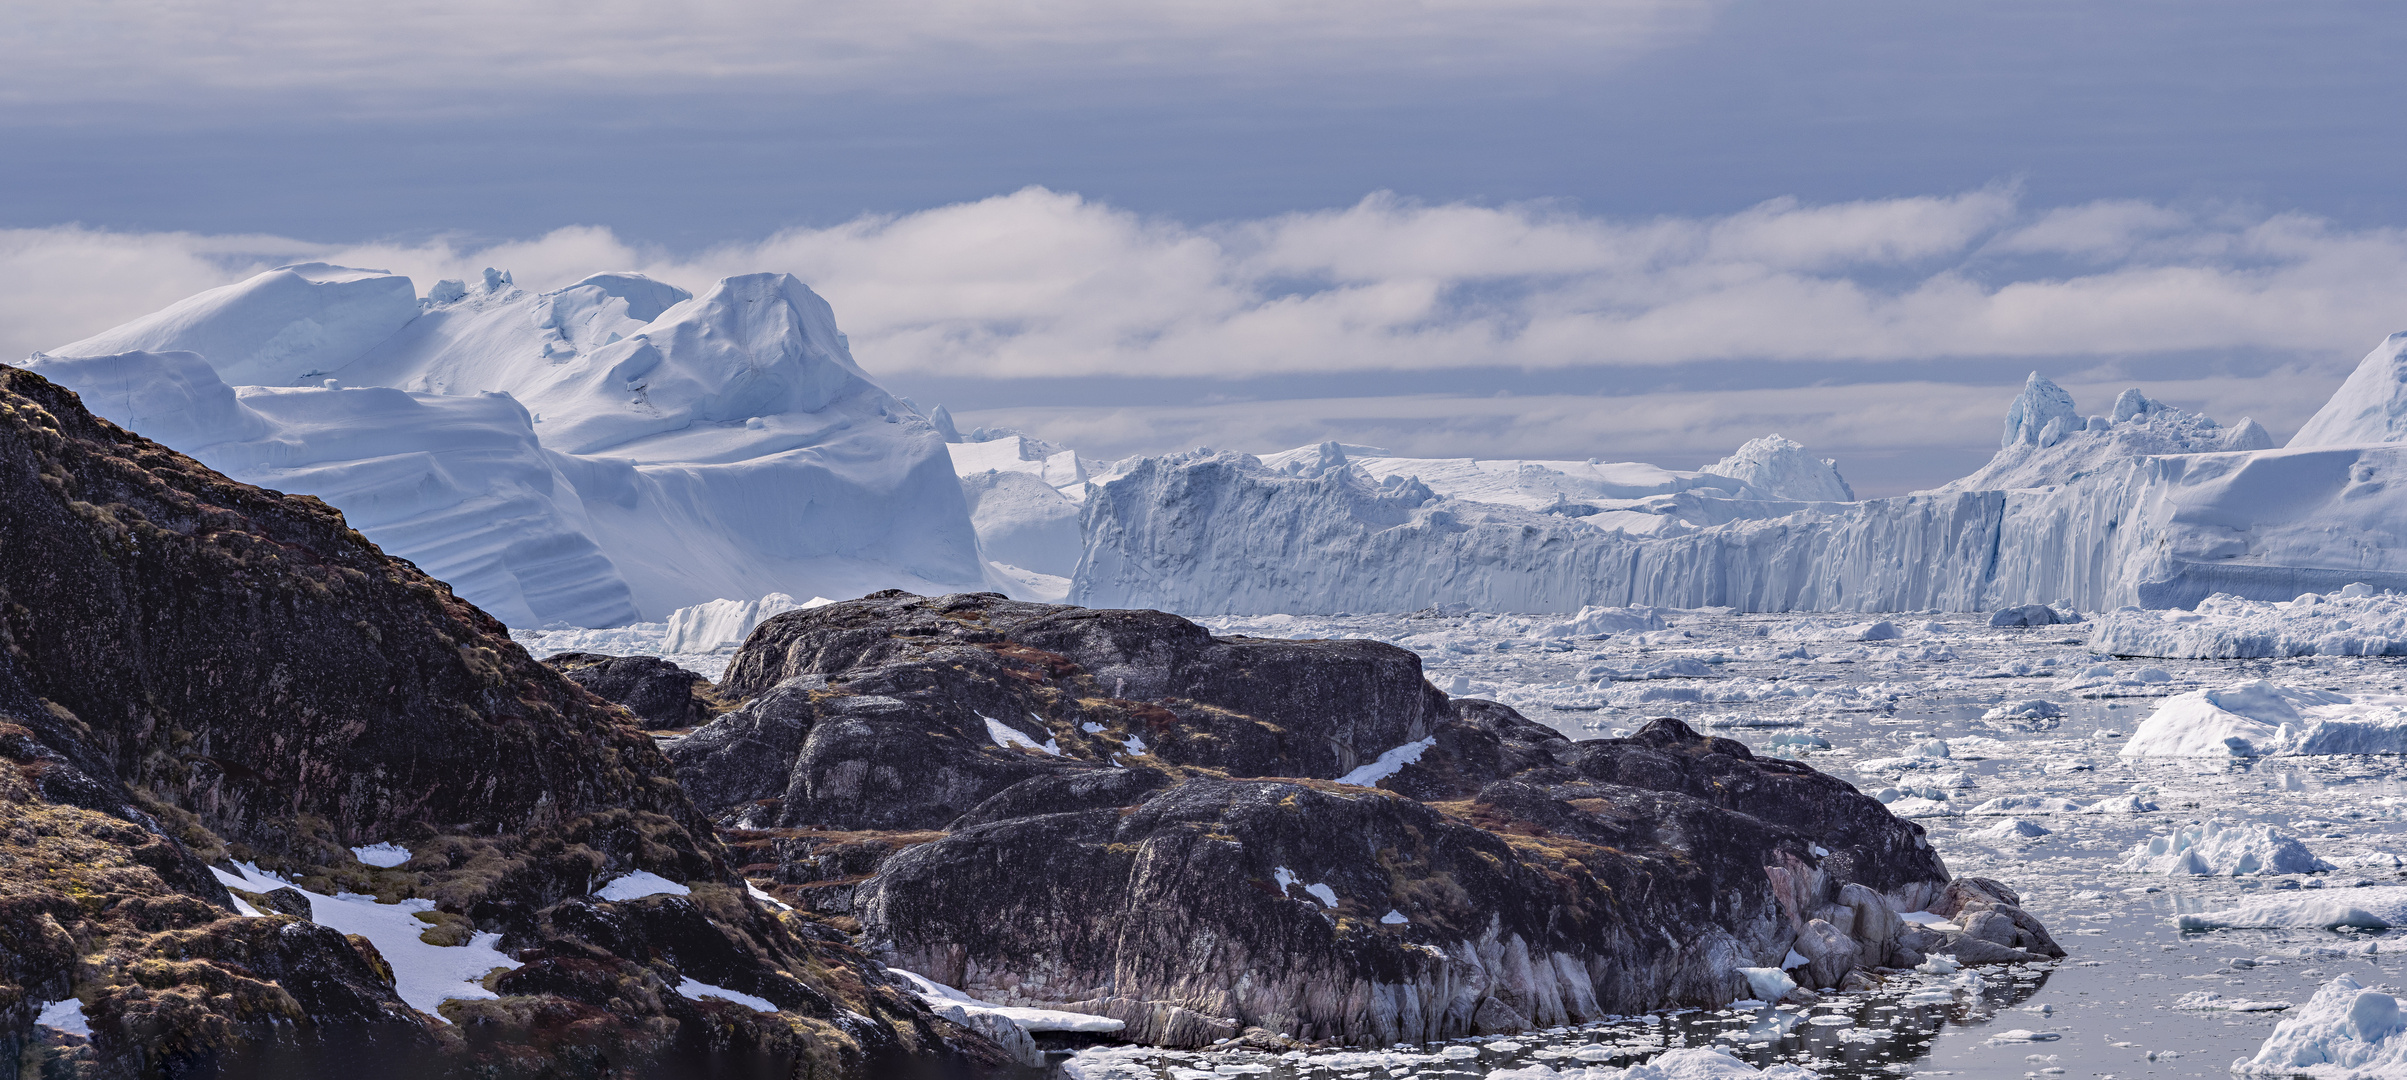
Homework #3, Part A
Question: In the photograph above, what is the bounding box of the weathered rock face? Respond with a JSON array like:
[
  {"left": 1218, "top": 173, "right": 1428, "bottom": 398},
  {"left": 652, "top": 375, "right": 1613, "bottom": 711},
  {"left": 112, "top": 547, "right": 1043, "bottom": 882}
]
[
  {"left": 674, "top": 593, "right": 2061, "bottom": 1049},
  {"left": 683, "top": 592, "right": 1450, "bottom": 831},
  {"left": 545, "top": 651, "right": 726, "bottom": 729},
  {"left": 0, "top": 367, "right": 1001, "bottom": 1079}
]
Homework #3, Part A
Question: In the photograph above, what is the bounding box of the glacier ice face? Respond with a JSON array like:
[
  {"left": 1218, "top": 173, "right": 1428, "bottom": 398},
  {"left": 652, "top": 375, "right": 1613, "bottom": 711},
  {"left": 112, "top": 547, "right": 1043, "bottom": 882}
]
[
  {"left": 1070, "top": 347, "right": 2407, "bottom": 616},
  {"left": 29, "top": 267, "right": 985, "bottom": 625},
  {"left": 2288, "top": 331, "right": 2407, "bottom": 449}
]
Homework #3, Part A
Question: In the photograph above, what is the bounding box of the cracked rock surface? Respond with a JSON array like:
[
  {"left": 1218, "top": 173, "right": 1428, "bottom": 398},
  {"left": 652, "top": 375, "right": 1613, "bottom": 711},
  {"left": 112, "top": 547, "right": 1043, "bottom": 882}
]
[{"left": 671, "top": 591, "right": 2063, "bottom": 1048}]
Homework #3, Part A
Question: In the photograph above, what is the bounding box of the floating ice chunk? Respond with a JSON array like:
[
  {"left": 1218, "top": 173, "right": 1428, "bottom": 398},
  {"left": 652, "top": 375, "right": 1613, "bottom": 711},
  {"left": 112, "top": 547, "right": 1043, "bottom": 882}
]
[
  {"left": 2121, "top": 681, "right": 2407, "bottom": 757},
  {"left": 1915, "top": 953, "right": 1962, "bottom": 974},
  {"left": 1336, "top": 736, "right": 1437, "bottom": 786},
  {"left": 982, "top": 715, "right": 1062, "bottom": 756},
  {"left": 1982, "top": 699, "right": 2064, "bottom": 721},
  {"left": 596, "top": 871, "right": 690, "bottom": 901},
  {"left": 352, "top": 842, "right": 412, "bottom": 868},
  {"left": 676, "top": 977, "right": 778, "bottom": 1012},
  {"left": 2082, "top": 794, "right": 2158, "bottom": 814},
  {"left": 1838, "top": 620, "right": 1899, "bottom": 641},
  {"left": 1886, "top": 797, "right": 1957, "bottom": 818},
  {"left": 2177, "top": 886, "right": 2407, "bottom": 930},
  {"left": 2174, "top": 991, "right": 2291, "bottom": 1012},
  {"left": 1611, "top": 1046, "right": 1823, "bottom": 1079},
  {"left": 1987, "top": 1029, "right": 2062, "bottom": 1042},
  {"left": 2235, "top": 974, "right": 2407, "bottom": 1075},
  {"left": 1969, "top": 818, "right": 2052, "bottom": 841},
  {"left": 1736, "top": 967, "right": 1798, "bottom": 1002},
  {"left": 2118, "top": 821, "right": 2328, "bottom": 876},
  {"left": 1530, "top": 605, "right": 1668, "bottom": 638},
  {"left": 35, "top": 999, "right": 90, "bottom": 1037},
  {"left": 1966, "top": 795, "right": 2087, "bottom": 815}
]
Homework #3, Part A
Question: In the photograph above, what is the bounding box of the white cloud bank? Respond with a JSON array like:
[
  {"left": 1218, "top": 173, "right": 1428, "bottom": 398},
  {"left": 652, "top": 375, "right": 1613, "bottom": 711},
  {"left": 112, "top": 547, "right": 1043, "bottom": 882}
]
[{"left": 10, "top": 187, "right": 2404, "bottom": 386}]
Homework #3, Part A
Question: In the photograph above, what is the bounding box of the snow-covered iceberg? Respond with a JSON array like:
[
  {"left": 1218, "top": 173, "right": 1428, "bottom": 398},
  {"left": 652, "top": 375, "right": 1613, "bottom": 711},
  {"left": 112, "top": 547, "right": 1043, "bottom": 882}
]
[
  {"left": 2120, "top": 681, "right": 2407, "bottom": 757},
  {"left": 2234, "top": 974, "right": 2407, "bottom": 1077},
  {"left": 2090, "top": 587, "right": 2407, "bottom": 659},
  {"left": 29, "top": 266, "right": 985, "bottom": 626},
  {"left": 2115, "top": 820, "right": 2328, "bottom": 876},
  {"left": 2176, "top": 887, "right": 2407, "bottom": 931}
]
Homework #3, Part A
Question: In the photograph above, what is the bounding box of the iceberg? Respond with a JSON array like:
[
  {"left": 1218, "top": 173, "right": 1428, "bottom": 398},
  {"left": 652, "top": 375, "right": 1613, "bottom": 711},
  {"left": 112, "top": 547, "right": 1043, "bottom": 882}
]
[
  {"left": 2090, "top": 588, "right": 2407, "bottom": 659},
  {"left": 2235, "top": 974, "right": 2407, "bottom": 1077},
  {"left": 2115, "top": 820, "right": 2328, "bottom": 876},
  {"left": 2177, "top": 888, "right": 2407, "bottom": 931},
  {"left": 30, "top": 267, "right": 986, "bottom": 625},
  {"left": 1068, "top": 345, "right": 2407, "bottom": 616},
  {"left": 2120, "top": 681, "right": 2407, "bottom": 757}
]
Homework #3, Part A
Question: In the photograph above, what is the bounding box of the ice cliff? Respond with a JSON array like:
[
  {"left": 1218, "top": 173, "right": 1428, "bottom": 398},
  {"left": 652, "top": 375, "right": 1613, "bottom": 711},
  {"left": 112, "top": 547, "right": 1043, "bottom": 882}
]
[
  {"left": 31, "top": 265, "right": 985, "bottom": 626},
  {"left": 1070, "top": 339, "right": 2407, "bottom": 615}
]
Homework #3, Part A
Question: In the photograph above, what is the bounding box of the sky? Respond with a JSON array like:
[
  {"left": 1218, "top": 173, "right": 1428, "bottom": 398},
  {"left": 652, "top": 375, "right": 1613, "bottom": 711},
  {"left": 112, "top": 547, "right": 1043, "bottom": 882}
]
[{"left": 5, "top": 0, "right": 2405, "bottom": 494}]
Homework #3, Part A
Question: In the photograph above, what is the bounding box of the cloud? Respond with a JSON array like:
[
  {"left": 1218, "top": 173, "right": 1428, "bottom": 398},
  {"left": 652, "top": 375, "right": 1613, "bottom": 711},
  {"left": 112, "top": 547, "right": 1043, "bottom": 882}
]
[
  {"left": 4, "top": 186, "right": 2401, "bottom": 493},
  {"left": 11, "top": 188, "right": 2406, "bottom": 383},
  {"left": 2, "top": 0, "right": 1716, "bottom": 108}
]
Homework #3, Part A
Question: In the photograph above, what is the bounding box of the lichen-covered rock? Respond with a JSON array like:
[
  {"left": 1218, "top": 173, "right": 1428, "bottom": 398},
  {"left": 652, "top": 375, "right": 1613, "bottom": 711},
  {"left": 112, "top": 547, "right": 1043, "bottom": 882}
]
[
  {"left": 677, "top": 592, "right": 2062, "bottom": 1048},
  {"left": 0, "top": 366, "right": 1002, "bottom": 1078}
]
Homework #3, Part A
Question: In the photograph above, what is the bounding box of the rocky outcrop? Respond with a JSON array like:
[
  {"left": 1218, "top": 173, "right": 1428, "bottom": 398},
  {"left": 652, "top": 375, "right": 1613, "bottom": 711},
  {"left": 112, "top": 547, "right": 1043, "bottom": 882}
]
[
  {"left": 0, "top": 366, "right": 1005, "bottom": 1078},
  {"left": 671, "top": 592, "right": 2061, "bottom": 1049},
  {"left": 545, "top": 651, "right": 727, "bottom": 729}
]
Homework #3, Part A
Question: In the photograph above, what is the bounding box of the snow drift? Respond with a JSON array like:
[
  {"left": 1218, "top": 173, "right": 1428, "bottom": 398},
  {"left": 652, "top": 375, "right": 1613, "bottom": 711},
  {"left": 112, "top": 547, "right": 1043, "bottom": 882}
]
[{"left": 30, "top": 266, "right": 984, "bottom": 625}]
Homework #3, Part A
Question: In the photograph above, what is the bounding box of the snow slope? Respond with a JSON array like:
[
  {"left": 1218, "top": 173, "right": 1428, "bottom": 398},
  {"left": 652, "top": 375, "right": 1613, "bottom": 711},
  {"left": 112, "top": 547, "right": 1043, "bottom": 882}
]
[{"left": 31, "top": 266, "right": 984, "bottom": 625}]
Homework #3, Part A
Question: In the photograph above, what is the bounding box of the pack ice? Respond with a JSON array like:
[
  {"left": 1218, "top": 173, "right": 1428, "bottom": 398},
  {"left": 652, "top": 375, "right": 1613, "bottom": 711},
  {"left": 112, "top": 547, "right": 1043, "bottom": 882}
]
[
  {"left": 1066, "top": 335, "right": 2407, "bottom": 615},
  {"left": 28, "top": 265, "right": 984, "bottom": 626}
]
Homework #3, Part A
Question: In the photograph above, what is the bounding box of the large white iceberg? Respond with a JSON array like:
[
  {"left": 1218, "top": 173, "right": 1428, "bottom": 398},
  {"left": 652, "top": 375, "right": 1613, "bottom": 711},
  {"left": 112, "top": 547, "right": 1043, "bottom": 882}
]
[
  {"left": 30, "top": 267, "right": 986, "bottom": 626},
  {"left": 2176, "top": 887, "right": 2407, "bottom": 931},
  {"left": 2234, "top": 974, "right": 2407, "bottom": 1077},
  {"left": 2090, "top": 588, "right": 2407, "bottom": 659},
  {"left": 1063, "top": 345, "right": 2407, "bottom": 616},
  {"left": 2115, "top": 820, "right": 2328, "bottom": 876},
  {"left": 2120, "top": 681, "right": 2407, "bottom": 758}
]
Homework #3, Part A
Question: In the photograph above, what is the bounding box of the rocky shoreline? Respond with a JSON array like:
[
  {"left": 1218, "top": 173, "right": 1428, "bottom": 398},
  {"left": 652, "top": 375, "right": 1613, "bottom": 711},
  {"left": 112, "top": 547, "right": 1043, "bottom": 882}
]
[{"left": 0, "top": 361, "right": 2058, "bottom": 1078}]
